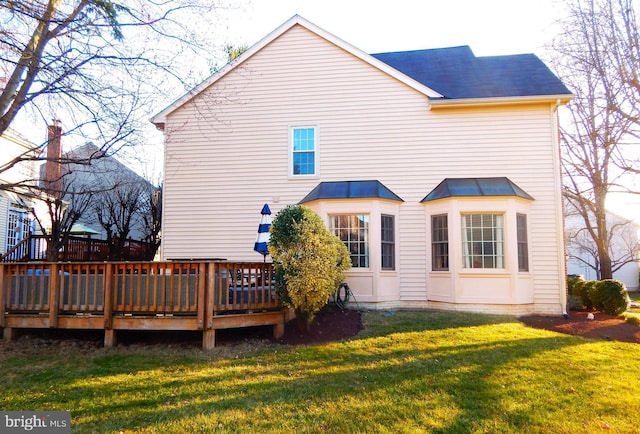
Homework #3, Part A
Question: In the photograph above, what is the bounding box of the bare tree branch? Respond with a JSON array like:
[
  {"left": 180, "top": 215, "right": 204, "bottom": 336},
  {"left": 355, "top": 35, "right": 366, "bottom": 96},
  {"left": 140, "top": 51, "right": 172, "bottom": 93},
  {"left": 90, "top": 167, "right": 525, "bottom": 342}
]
[
  {"left": 1, "top": 0, "right": 231, "bottom": 190},
  {"left": 551, "top": 0, "right": 640, "bottom": 279}
]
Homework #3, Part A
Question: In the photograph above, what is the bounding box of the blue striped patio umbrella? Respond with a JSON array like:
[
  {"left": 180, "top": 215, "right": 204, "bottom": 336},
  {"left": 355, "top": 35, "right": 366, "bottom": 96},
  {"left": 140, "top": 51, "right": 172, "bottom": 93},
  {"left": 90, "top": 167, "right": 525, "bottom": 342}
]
[{"left": 254, "top": 203, "right": 272, "bottom": 260}]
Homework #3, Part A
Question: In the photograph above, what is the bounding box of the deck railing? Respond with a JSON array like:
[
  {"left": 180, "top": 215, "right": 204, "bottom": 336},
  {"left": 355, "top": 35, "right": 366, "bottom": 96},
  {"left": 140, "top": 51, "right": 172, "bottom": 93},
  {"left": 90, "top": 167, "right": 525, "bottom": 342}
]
[
  {"left": 0, "top": 235, "right": 156, "bottom": 262},
  {"left": 0, "top": 261, "right": 285, "bottom": 349}
]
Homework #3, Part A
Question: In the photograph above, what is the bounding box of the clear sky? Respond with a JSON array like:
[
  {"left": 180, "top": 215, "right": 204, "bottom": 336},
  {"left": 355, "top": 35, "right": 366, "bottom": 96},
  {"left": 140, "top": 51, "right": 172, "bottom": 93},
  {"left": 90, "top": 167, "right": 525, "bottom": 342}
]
[{"left": 219, "top": 0, "right": 567, "bottom": 58}]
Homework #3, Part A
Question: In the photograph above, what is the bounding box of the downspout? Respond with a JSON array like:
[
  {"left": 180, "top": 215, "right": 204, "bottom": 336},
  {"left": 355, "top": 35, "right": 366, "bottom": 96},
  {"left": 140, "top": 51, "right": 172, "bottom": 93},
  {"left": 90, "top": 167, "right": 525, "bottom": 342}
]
[{"left": 552, "top": 99, "right": 569, "bottom": 316}]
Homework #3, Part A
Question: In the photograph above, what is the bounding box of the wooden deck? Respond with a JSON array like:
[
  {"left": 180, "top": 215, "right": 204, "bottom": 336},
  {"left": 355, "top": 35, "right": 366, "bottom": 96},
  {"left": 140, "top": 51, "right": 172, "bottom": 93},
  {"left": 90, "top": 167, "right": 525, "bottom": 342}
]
[{"left": 0, "top": 261, "right": 288, "bottom": 349}]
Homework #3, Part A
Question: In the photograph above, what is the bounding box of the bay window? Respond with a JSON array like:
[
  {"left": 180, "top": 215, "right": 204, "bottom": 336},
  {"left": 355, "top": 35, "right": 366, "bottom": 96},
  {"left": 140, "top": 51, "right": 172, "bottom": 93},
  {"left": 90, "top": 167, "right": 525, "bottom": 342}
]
[
  {"left": 462, "top": 214, "right": 504, "bottom": 269},
  {"left": 330, "top": 214, "right": 369, "bottom": 268}
]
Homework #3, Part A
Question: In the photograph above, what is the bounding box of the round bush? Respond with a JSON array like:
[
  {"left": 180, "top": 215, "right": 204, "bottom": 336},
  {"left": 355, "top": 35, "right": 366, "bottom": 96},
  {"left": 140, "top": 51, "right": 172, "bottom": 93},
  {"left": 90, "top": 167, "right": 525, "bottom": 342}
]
[
  {"left": 573, "top": 279, "right": 595, "bottom": 309},
  {"left": 269, "top": 205, "right": 351, "bottom": 324},
  {"left": 590, "top": 279, "right": 630, "bottom": 315}
]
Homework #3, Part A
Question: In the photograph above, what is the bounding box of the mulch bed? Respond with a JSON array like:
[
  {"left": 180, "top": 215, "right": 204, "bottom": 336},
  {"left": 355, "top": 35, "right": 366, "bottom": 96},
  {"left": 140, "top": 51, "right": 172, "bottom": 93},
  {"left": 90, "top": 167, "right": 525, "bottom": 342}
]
[
  {"left": 2, "top": 307, "right": 638, "bottom": 352},
  {"left": 519, "top": 310, "right": 640, "bottom": 343},
  {"left": 276, "top": 304, "right": 363, "bottom": 345}
]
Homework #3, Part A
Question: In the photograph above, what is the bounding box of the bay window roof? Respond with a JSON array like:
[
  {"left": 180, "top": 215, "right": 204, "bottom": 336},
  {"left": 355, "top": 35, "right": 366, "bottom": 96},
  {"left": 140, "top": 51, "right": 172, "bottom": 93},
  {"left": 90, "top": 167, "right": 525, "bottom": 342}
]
[
  {"left": 421, "top": 177, "right": 534, "bottom": 202},
  {"left": 300, "top": 180, "right": 403, "bottom": 203}
]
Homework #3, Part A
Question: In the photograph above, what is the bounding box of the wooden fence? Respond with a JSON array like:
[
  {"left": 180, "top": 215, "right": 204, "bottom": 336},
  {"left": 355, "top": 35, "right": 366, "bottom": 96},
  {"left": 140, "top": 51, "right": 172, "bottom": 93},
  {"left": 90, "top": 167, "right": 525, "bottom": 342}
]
[{"left": 0, "top": 261, "right": 287, "bottom": 349}]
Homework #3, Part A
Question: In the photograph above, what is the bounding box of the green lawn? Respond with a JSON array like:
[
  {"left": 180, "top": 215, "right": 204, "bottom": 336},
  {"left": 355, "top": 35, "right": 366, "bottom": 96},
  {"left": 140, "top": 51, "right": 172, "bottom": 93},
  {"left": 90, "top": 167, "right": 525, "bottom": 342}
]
[
  {"left": 2, "top": 310, "right": 639, "bottom": 433},
  {"left": 626, "top": 291, "right": 640, "bottom": 323}
]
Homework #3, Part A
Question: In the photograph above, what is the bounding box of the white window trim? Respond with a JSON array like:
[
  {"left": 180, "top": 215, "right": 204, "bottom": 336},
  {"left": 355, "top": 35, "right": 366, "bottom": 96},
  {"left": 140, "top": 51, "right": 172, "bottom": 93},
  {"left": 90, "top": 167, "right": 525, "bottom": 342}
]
[
  {"left": 330, "top": 213, "right": 370, "bottom": 269},
  {"left": 289, "top": 125, "right": 319, "bottom": 178},
  {"left": 516, "top": 213, "right": 530, "bottom": 272},
  {"left": 381, "top": 214, "right": 396, "bottom": 271},
  {"left": 461, "top": 213, "right": 505, "bottom": 269}
]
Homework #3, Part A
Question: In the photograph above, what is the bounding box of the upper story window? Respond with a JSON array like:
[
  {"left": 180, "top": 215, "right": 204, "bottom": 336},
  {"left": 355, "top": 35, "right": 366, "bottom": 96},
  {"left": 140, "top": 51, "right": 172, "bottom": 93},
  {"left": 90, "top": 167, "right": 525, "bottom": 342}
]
[
  {"left": 462, "top": 214, "right": 504, "bottom": 269},
  {"left": 291, "top": 127, "right": 316, "bottom": 176},
  {"left": 330, "top": 214, "right": 369, "bottom": 268}
]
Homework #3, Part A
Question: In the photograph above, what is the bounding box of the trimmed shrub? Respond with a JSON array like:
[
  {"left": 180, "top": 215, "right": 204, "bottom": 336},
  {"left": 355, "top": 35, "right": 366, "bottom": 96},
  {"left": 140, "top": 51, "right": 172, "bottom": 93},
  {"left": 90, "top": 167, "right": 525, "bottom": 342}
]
[
  {"left": 589, "top": 279, "right": 630, "bottom": 315},
  {"left": 567, "top": 294, "right": 585, "bottom": 311},
  {"left": 269, "top": 205, "right": 351, "bottom": 325},
  {"left": 573, "top": 279, "right": 595, "bottom": 309},
  {"left": 567, "top": 275, "right": 584, "bottom": 296}
]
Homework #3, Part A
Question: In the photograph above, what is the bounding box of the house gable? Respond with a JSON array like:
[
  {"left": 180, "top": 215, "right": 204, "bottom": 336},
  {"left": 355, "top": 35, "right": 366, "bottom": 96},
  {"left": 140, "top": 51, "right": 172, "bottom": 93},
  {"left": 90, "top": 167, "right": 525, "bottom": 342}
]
[
  {"left": 151, "top": 15, "right": 443, "bottom": 128},
  {"left": 152, "top": 16, "right": 573, "bottom": 128}
]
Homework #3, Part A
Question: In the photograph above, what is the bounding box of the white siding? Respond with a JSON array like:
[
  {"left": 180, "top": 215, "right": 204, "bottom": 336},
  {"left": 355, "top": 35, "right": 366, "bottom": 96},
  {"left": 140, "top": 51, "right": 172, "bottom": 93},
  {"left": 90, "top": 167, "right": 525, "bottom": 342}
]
[
  {"left": 0, "top": 192, "right": 8, "bottom": 253},
  {"left": 161, "top": 24, "right": 566, "bottom": 313},
  {"left": 0, "top": 129, "right": 42, "bottom": 254}
]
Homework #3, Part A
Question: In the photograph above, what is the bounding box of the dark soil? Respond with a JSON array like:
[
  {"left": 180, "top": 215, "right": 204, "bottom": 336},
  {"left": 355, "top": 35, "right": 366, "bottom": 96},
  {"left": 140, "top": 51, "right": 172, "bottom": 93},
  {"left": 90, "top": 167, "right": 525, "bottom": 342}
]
[
  {"left": 2, "top": 307, "right": 638, "bottom": 353},
  {"left": 0, "top": 304, "right": 364, "bottom": 352},
  {"left": 276, "top": 304, "right": 363, "bottom": 345},
  {"left": 286, "top": 306, "right": 640, "bottom": 345},
  {"left": 520, "top": 310, "right": 640, "bottom": 343}
]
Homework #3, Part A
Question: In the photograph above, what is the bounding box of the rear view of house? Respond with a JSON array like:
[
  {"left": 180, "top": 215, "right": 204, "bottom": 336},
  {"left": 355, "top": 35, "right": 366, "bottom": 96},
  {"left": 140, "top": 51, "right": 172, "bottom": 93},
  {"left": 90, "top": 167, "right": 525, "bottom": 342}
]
[{"left": 152, "top": 15, "right": 573, "bottom": 315}]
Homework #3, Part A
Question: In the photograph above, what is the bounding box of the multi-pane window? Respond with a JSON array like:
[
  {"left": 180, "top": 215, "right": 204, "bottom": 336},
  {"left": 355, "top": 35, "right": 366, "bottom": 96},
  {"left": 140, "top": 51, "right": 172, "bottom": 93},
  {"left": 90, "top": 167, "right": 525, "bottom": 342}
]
[
  {"left": 292, "top": 127, "right": 315, "bottom": 175},
  {"left": 431, "top": 214, "right": 449, "bottom": 270},
  {"left": 330, "top": 214, "right": 369, "bottom": 268},
  {"left": 462, "top": 214, "right": 504, "bottom": 268},
  {"left": 516, "top": 213, "right": 529, "bottom": 271},
  {"left": 381, "top": 214, "right": 395, "bottom": 270}
]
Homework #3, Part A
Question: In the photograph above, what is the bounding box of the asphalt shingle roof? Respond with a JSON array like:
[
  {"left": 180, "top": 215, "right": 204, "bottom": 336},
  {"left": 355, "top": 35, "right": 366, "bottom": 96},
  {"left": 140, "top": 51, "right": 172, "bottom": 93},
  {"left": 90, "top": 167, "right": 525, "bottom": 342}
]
[
  {"left": 421, "top": 177, "right": 534, "bottom": 202},
  {"left": 372, "top": 46, "right": 572, "bottom": 99},
  {"left": 299, "top": 180, "right": 404, "bottom": 203}
]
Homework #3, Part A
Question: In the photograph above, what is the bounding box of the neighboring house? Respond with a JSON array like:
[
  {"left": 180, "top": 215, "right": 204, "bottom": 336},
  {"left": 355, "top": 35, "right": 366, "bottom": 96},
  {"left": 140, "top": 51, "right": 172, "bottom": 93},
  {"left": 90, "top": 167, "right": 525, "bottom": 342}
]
[
  {"left": 0, "top": 127, "right": 50, "bottom": 256},
  {"left": 565, "top": 199, "right": 640, "bottom": 289},
  {"left": 63, "top": 143, "right": 156, "bottom": 240},
  {"left": 50, "top": 142, "right": 154, "bottom": 242},
  {"left": 152, "top": 16, "right": 573, "bottom": 315}
]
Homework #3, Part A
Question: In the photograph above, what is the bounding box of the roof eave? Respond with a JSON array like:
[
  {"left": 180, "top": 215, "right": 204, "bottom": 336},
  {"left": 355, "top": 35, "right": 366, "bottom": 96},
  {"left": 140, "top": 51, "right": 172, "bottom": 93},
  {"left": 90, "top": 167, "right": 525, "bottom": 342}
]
[{"left": 427, "top": 94, "right": 574, "bottom": 110}]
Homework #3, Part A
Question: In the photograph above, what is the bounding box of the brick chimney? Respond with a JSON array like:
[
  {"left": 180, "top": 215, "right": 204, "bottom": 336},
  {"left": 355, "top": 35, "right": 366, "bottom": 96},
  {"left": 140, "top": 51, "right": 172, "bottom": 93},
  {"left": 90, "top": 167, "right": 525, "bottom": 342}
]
[{"left": 45, "top": 120, "right": 63, "bottom": 195}]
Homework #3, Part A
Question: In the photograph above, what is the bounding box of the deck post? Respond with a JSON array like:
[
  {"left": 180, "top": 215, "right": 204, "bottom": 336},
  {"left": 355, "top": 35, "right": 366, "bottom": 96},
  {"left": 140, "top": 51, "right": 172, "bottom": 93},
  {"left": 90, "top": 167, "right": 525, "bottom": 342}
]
[
  {"left": 197, "top": 262, "right": 206, "bottom": 330},
  {"left": 48, "top": 263, "right": 59, "bottom": 328},
  {"left": 103, "top": 263, "right": 113, "bottom": 329},
  {"left": 104, "top": 329, "right": 116, "bottom": 348},
  {"left": 3, "top": 327, "right": 16, "bottom": 341},
  {"left": 273, "top": 321, "right": 284, "bottom": 339},
  {"left": 205, "top": 263, "right": 215, "bottom": 329},
  {"left": 203, "top": 329, "right": 215, "bottom": 350},
  {"left": 0, "top": 264, "right": 5, "bottom": 328}
]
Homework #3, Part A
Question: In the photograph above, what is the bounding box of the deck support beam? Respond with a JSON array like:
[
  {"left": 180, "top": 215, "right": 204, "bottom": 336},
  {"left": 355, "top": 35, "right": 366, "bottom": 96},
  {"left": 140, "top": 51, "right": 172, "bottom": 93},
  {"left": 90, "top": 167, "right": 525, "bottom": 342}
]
[
  {"left": 274, "top": 321, "right": 284, "bottom": 339},
  {"left": 104, "top": 329, "right": 116, "bottom": 348},
  {"left": 203, "top": 329, "right": 216, "bottom": 350},
  {"left": 3, "top": 327, "right": 16, "bottom": 341}
]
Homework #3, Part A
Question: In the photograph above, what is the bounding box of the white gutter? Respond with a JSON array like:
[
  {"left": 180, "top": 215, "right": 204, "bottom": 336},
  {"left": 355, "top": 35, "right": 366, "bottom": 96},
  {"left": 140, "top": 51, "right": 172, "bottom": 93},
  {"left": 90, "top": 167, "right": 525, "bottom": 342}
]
[{"left": 428, "top": 94, "right": 574, "bottom": 110}]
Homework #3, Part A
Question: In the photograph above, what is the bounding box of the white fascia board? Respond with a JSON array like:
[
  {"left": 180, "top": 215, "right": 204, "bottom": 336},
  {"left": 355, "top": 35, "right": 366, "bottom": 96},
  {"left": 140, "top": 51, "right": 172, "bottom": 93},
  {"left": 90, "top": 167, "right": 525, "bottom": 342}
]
[
  {"left": 428, "top": 94, "right": 574, "bottom": 110},
  {"left": 151, "top": 15, "right": 442, "bottom": 128}
]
